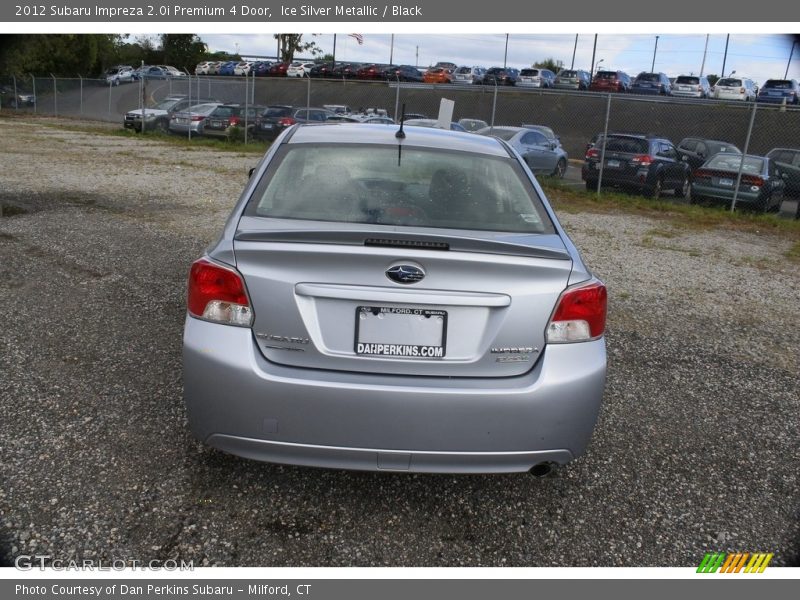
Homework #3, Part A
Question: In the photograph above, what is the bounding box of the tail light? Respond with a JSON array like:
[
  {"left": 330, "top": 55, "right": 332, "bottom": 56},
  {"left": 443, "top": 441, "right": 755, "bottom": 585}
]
[
  {"left": 586, "top": 148, "right": 600, "bottom": 160},
  {"left": 229, "top": 116, "right": 240, "bottom": 126},
  {"left": 191, "top": 115, "right": 205, "bottom": 121},
  {"left": 740, "top": 87, "right": 745, "bottom": 94},
  {"left": 547, "top": 280, "right": 607, "bottom": 343},
  {"left": 187, "top": 258, "right": 253, "bottom": 327},
  {"left": 278, "top": 117, "right": 297, "bottom": 127},
  {"left": 741, "top": 174, "right": 764, "bottom": 186},
  {"left": 693, "top": 169, "right": 710, "bottom": 180},
  {"left": 632, "top": 154, "right": 653, "bottom": 167}
]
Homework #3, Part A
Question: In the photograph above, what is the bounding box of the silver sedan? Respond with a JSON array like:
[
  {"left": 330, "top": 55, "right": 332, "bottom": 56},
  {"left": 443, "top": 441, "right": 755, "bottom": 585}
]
[
  {"left": 478, "top": 126, "right": 569, "bottom": 178},
  {"left": 183, "top": 123, "right": 606, "bottom": 474},
  {"left": 168, "top": 103, "right": 222, "bottom": 136}
]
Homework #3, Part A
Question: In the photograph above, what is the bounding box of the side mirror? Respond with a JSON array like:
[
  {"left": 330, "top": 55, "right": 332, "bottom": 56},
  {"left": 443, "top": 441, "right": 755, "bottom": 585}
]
[
  {"left": 550, "top": 142, "right": 557, "bottom": 151},
  {"left": 681, "top": 155, "right": 689, "bottom": 162},
  {"left": 248, "top": 167, "right": 255, "bottom": 179}
]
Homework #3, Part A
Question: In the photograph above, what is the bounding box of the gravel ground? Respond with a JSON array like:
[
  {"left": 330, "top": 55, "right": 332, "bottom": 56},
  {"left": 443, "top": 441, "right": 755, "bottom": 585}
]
[{"left": 0, "top": 118, "right": 798, "bottom": 567}]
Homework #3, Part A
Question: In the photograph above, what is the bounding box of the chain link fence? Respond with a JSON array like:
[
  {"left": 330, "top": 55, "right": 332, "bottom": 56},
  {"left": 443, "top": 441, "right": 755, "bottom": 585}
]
[{"left": 3, "top": 74, "right": 799, "bottom": 214}]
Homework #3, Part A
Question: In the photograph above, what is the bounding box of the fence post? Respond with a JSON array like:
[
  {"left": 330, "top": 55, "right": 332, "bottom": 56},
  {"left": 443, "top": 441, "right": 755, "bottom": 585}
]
[
  {"left": 244, "top": 75, "right": 249, "bottom": 145},
  {"left": 12, "top": 75, "right": 18, "bottom": 111},
  {"left": 51, "top": 74, "right": 57, "bottom": 117},
  {"left": 78, "top": 74, "right": 83, "bottom": 115},
  {"left": 489, "top": 81, "right": 498, "bottom": 130},
  {"left": 139, "top": 61, "right": 145, "bottom": 134},
  {"left": 306, "top": 73, "right": 311, "bottom": 110},
  {"left": 187, "top": 73, "right": 192, "bottom": 140},
  {"left": 31, "top": 75, "right": 36, "bottom": 113},
  {"left": 730, "top": 102, "right": 758, "bottom": 212},
  {"left": 394, "top": 74, "right": 401, "bottom": 122},
  {"left": 596, "top": 93, "right": 613, "bottom": 196},
  {"left": 108, "top": 79, "right": 113, "bottom": 116}
]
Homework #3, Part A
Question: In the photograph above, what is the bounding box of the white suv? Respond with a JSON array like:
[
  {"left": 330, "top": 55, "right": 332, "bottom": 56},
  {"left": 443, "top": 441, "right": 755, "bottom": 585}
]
[
  {"left": 713, "top": 77, "right": 757, "bottom": 101},
  {"left": 287, "top": 62, "right": 315, "bottom": 77}
]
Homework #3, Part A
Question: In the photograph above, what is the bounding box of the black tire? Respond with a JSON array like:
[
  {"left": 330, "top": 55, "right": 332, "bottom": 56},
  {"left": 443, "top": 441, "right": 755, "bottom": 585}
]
[
  {"left": 553, "top": 159, "right": 567, "bottom": 179},
  {"left": 585, "top": 179, "right": 597, "bottom": 191},
  {"left": 645, "top": 177, "right": 663, "bottom": 199},
  {"left": 675, "top": 175, "right": 690, "bottom": 198}
]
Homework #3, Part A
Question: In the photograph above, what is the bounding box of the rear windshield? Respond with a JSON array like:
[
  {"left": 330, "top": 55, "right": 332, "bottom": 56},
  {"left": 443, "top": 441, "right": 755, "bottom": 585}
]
[
  {"left": 153, "top": 98, "right": 183, "bottom": 111},
  {"left": 705, "top": 155, "right": 764, "bottom": 173},
  {"left": 212, "top": 106, "right": 238, "bottom": 117},
  {"left": 676, "top": 76, "right": 700, "bottom": 84},
  {"left": 604, "top": 137, "right": 649, "bottom": 154},
  {"left": 263, "top": 107, "right": 292, "bottom": 117},
  {"left": 558, "top": 71, "right": 577, "bottom": 78},
  {"left": 763, "top": 80, "right": 793, "bottom": 89},
  {"left": 636, "top": 73, "right": 661, "bottom": 82},
  {"left": 520, "top": 69, "right": 540, "bottom": 76},
  {"left": 716, "top": 78, "right": 742, "bottom": 87},
  {"left": 455, "top": 67, "right": 472, "bottom": 74},
  {"left": 246, "top": 145, "right": 554, "bottom": 234},
  {"left": 595, "top": 71, "right": 618, "bottom": 79}
]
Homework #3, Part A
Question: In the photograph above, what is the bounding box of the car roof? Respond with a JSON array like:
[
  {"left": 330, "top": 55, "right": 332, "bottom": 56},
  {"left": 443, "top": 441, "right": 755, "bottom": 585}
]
[{"left": 287, "top": 123, "right": 510, "bottom": 157}]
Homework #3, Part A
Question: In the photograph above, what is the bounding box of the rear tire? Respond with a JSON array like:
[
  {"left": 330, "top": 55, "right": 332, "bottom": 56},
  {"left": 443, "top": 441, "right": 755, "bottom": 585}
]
[
  {"left": 553, "top": 159, "right": 567, "bottom": 179},
  {"left": 585, "top": 179, "right": 597, "bottom": 191},
  {"left": 645, "top": 177, "right": 663, "bottom": 199},
  {"left": 675, "top": 175, "right": 690, "bottom": 198}
]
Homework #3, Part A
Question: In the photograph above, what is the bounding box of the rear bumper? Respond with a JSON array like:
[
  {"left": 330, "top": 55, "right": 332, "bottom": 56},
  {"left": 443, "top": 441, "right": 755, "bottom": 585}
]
[
  {"left": 183, "top": 317, "right": 606, "bottom": 473},
  {"left": 671, "top": 90, "right": 704, "bottom": 97},
  {"left": 691, "top": 182, "right": 767, "bottom": 205}
]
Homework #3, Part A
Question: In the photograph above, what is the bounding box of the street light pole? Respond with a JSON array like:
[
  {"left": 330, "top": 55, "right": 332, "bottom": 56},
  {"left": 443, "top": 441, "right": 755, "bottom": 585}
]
[
  {"left": 503, "top": 34, "right": 509, "bottom": 69},
  {"left": 590, "top": 34, "right": 597, "bottom": 76},
  {"left": 721, "top": 34, "right": 730, "bottom": 82},
  {"left": 785, "top": 39, "right": 797, "bottom": 80},
  {"left": 651, "top": 35, "right": 659, "bottom": 72},
  {"left": 700, "top": 33, "right": 709, "bottom": 76},
  {"left": 571, "top": 34, "right": 578, "bottom": 70}
]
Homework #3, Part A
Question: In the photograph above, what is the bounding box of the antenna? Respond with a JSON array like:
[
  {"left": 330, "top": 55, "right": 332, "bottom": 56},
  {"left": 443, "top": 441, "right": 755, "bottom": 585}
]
[{"left": 395, "top": 103, "right": 406, "bottom": 139}]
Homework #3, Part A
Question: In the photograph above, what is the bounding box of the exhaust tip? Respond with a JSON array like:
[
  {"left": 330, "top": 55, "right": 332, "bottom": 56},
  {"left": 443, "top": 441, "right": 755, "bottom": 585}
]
[{"left": 529, "top": 462, "right": 556, "bottom": 478}]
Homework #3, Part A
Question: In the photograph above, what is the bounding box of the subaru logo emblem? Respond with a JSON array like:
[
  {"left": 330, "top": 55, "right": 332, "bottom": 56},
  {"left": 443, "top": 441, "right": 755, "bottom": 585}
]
[{"left": 386, "top": 264, "right": 425, "bottom": 284}]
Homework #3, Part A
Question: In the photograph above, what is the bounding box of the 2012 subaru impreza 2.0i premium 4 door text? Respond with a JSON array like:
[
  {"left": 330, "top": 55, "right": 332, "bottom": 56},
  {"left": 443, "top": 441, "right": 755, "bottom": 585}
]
[{"left": 183, "top": 123, "right": 607, "bottom": 475}]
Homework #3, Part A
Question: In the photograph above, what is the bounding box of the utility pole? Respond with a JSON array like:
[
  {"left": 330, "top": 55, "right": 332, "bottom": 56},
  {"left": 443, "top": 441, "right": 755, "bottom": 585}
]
[
  {"left": 503, "top": 34, "right": 509, "bottom": 69},
  {"left": 651, "top": 36, "right": 659, "bottom": 72},
  {"left": 721, "top": 34, "right": 730, "bottom": 80},
  {"left": 700, "top": 33, "right": 709, "bottom": 76},
  {"left": 332, "top": 34, "right": 337, "bottom": 70},
  {"left": 571, "top": 34, "right": 578, "bottom": 70},
  {"left": 389, "top": 33, "right": 394, "bottom": 65},
  {"left": 785, "top": 39, "right": 797, "bottom": 79},
  {"left": 415, "top": 45, "right": 419, "bottom": 68},
  {"left": 590, "top": 34, "right": 597, "bottom": 76}
]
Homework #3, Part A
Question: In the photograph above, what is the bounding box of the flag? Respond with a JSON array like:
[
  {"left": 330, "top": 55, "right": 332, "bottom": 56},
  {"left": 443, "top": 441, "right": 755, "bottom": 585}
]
[{"left": 349, "top": 33, "right": 364, "bottom": 45}]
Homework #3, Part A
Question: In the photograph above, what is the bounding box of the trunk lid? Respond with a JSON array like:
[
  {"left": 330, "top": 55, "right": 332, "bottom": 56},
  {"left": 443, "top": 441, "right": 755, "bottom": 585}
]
[{"left": 233, "top": 219, "right": 573, "bottom": 378}]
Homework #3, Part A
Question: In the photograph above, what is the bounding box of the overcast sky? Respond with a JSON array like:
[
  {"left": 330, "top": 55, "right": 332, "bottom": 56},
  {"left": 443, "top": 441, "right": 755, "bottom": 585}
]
[{"left": 200, "top": 33, "right": 800, "bottom": 81}]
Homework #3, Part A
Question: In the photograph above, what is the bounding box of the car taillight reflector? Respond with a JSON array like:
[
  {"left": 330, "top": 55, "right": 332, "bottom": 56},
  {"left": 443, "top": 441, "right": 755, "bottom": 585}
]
[
  {"left": 229, "top": 116, "right": 240, "bottom": 126},
  {"left": 191, "top": 115, "right": 205, "bottom": 121},
  {"left": 632, "top": 154, "right": 653, "bottom": 166},
  {"left": 741, "top": 175, "right": 764, "bottom": 186},
  {"left": 278, "top": 117, "right": 296, "bottom": 126},
  {"left": 187, "top": 258, "right": 253, "bottom": 327},
  {"left": 547, "top": 280, "right": 607, "bottom": 343},
  {"left": 586, "top": 148, "right": 600, "bottom": 160}
]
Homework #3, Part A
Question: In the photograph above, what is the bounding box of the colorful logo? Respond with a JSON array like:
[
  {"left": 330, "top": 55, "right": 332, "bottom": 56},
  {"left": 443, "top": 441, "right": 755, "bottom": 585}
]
[{"left": 697, "top": 552, "right": 773, "bottom": 573}]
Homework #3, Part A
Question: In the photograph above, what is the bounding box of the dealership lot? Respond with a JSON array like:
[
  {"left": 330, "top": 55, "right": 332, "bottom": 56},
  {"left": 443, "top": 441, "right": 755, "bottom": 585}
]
[{"left": 0, "top": 119, "right": 797, "bottom": 567}]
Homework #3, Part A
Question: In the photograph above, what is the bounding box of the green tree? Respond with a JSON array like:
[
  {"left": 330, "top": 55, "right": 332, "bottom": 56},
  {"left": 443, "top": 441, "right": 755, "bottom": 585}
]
[
  {"left": 274, "top": 34, "right": 321, "bottom": 62},
  {"left": 0, "top": 34, "right": 120, "bottom": 76},
  {"left": 533, "top": 57, "right": 564, "bottom": 72},
  {"left": 161, "top": 34, "right": 208, "bottom": 71}
]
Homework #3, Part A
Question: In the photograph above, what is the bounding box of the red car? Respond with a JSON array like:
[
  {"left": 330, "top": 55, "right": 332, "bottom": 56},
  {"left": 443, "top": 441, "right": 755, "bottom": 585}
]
[
  {"left": 267, "top": 62, "right": 291, "bottom": 77},
  {"left": 356, "top": 64, "right": 390, "bottom": 80},
  {"left": 589, "top": 70, "right": 631, "bottom": 93}
]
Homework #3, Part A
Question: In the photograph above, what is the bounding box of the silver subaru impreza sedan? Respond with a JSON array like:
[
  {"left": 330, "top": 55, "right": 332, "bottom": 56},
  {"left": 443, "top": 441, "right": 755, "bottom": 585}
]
[{"left": 183, "top": 123, "right": 607, "bottom": 475}]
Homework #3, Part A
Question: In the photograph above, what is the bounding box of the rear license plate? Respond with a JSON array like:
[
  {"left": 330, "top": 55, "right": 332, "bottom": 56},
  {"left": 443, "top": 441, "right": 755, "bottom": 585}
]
[
  {"left": 720, "top": 178, "right": 734, "bottom": 186},
  {"left": 210, "top": 120, "right": 222, "bottom": 127},
  {"left": 175, "top": 118, "right": 187, "bottom": 124},
  {"left": 261, "top": 123, "right": 274, "bottom": 129},
  {"left": 607, "top": 159, "right": 621, "bottom": 168},
  {"left": 355, "top": 306, "right": 447, "bottom": 358}
]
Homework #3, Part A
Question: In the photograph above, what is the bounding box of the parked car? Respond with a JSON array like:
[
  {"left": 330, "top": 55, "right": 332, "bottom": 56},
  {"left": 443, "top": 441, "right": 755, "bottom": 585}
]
[
  {"left": 457, "top": 118, "right": 489, "bottom": 132},
  {"left": 589, "top": 70, "right": 631, "bottom": 93},
  {"left": 206, "top": 61, "right": 223, "bottom": 75},
  {"left": 123, "top": 95, "right": 218, "bottom": 133},
  {"left": 713, "top": 77, "right": 757, "bottom": 101},
  {"left": 218, "top": 61, "right": 238, "bottom": 76},
  {"left": 451, "top": 66, "right": 485, "bottom": 85},
  {"left": 691, "top": 153, "right": 785, "bottom": 211},
  {"left": 757, "top": 79, "right": 799, "bottom": 105},
  {"left": 233, "top": 62, "right": 253, "bottom": 76},
  {"left": 160, "top": 65, "right": 187, "bottom": 78},
  {"left": 309, "top": 62, "right": 336, "bottom": 78},
  {"left": 383, "top": 65, "right": 424, "bottom": 82},
  {"left": 168, "top": 103, "right": 223, "bottom": 136},
  {"left": 521, "top": 124, "right": 561, "bottom": 147},
  {"left": 267, "top": 62, "right": 291, "bottom": 77},
  {"left": 630, "top": 72, "right": 672, "bottom": 95},
  {"left": 554, "top": 69, "right": 592, "bottom": 91},
  {"left": 582, "top": 133, "right": 691, "bottom": 198},
  {"left": 253, "top": 106, "right": 336, "bottom": 140},
  {"left": 104, "top": 65, "right": 134, "bottom": 86},
  {"left": 766, "top": 148, "right": 800, "bottom": 200},
  {"left": 332, "top": 62, "right": 361, "bottom": 78},
  {"left": 202, "top": 104, "right": 267, "bottom": 139},
  {"left": 423, "top": 67, "right": 452, "bottom": 84},
  {"left": 0, "top": 85, "right": 35, "bottom": 108},
  {"left": 671, "top": 74, "right": 711, "bottom": 98},
  {"left": 357, "top": 64, "right": 391, "bottom": 80},
  {"left": 183, "top": 122, "right": 607, "bottom": 474},
  {"left": 432, "top": 61, "right": 458, "bottom": 71},
  {"left": 403, "top": 119, "right": 467, "bottom": 131},
  {"left": 517, "top": 68, "right": 556, "bottom": 88},
  {"left": 676, "top": 137, "right": 741, "bottom": 170},
  {"left": 478, "top": 126, "right": 568, "bottom": 177},
  {"left": 251, "top": 61, "right": 272, "bottom": 76},
  {"left": 287, "top": 62, "right": 316, "bottom": 78},
  {"left": 481, "top": 67, "right": 520, "bottom": 86},
  {"left": 195, "top": 61, "right": 214, "bottom": 75},
  {"left": 139, "top": 66, "right": 169, "bottom": 80}
]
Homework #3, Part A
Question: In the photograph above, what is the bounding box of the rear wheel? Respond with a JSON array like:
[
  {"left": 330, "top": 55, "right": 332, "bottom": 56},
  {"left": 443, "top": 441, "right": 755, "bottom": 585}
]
[
  {"left": 675, "top": 175, "right": 690, "bottom": 198},
  {"left": 553, "top": 158, "right": 567, "bottom": 179},
  {"left": 645, "top": 177, "right": 663, "bottom": 199},
  {"left": 585, "top": 179, "right": 598, "bottom": 191}
]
